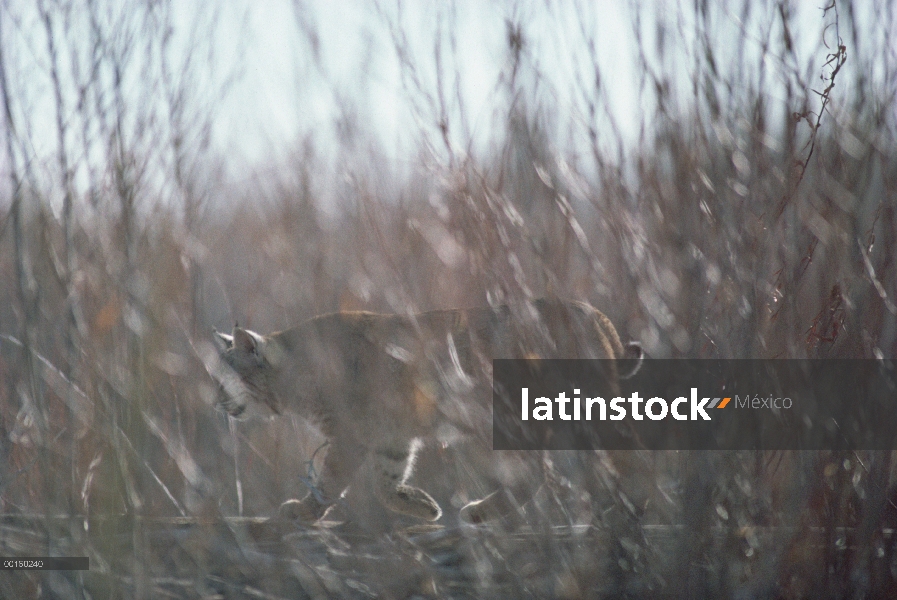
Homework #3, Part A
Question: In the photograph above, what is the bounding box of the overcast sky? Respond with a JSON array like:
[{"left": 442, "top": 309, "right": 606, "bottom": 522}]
[
  {"left": 0, "top": 0, "right": 861, "bottom": 203},
  {"left": 212, "top": 1, "right": 647, "bottom": 167}
]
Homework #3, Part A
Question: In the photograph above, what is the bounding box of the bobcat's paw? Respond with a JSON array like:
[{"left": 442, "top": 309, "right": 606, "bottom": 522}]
[
  {"left": 459, "top": 490, "right": 517, "bottom": 525},
  {"left": 384, "top": 485, "right": 442, "bottom": 521},
  {"left": 278, "top": 496, "right": 328, "bottom": 523}
]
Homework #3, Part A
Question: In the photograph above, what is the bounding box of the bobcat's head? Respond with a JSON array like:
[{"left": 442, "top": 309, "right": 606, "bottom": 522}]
[{"left": 213, "top": 326, "right": 282, "bottom": 417}]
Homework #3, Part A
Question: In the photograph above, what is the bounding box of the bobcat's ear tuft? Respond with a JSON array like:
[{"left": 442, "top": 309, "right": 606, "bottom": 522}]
[
  {"left": 214, "top": 329, "right": 234, "bottom": 350},
  {"left": 232, "top": 326, "right": 259, "bottom": 355}
]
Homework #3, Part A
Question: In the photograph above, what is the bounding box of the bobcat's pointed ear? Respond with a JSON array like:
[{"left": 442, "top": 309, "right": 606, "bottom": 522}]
[
  {"left": 232, "top": 326, "right": 258, "bottom": 355},
  {"left": 214, "top": 329, "right": 234, "bottom": 350}
]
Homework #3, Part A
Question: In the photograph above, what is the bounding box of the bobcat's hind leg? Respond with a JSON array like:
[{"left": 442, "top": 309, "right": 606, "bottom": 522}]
[
  {"left": 373, "top": 441, "right": 442, "bottom": 521},
  {"left": 279, "top": 440, "right": 363, "bottom": 523}
]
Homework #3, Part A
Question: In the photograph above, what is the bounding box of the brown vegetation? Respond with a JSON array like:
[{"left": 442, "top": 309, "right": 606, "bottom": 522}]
[{"left": 0, "top": 0, "right": 895, "bottom": 597}]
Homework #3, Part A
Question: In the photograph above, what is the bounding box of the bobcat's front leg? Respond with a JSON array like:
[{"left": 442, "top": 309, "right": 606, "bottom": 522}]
[
  {"left": 279, "top": 440, "right": 363, "bottom": 523},
  {"left": 373, "top": 441, "right": 442, "bottom": 521}
]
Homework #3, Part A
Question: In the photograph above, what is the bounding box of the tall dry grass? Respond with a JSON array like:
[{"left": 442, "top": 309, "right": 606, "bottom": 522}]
[{"left": 0, "top": 0, "right": 896, "bottom": 597}]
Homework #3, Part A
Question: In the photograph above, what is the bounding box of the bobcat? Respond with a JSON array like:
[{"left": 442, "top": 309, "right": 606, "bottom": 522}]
[{"left": 212, "top": 298, "right": 642, "bottom": 525}]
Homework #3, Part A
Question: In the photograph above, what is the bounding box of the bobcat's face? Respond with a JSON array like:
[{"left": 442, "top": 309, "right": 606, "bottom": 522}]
[{"left": 214, "top": 327, "right": 281, "bottom": 417}]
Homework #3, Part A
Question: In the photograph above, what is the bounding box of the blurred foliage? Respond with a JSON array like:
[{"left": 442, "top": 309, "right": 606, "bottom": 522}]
[{"left": 0, "top": 0, "right": 896, "bottom": 597}]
